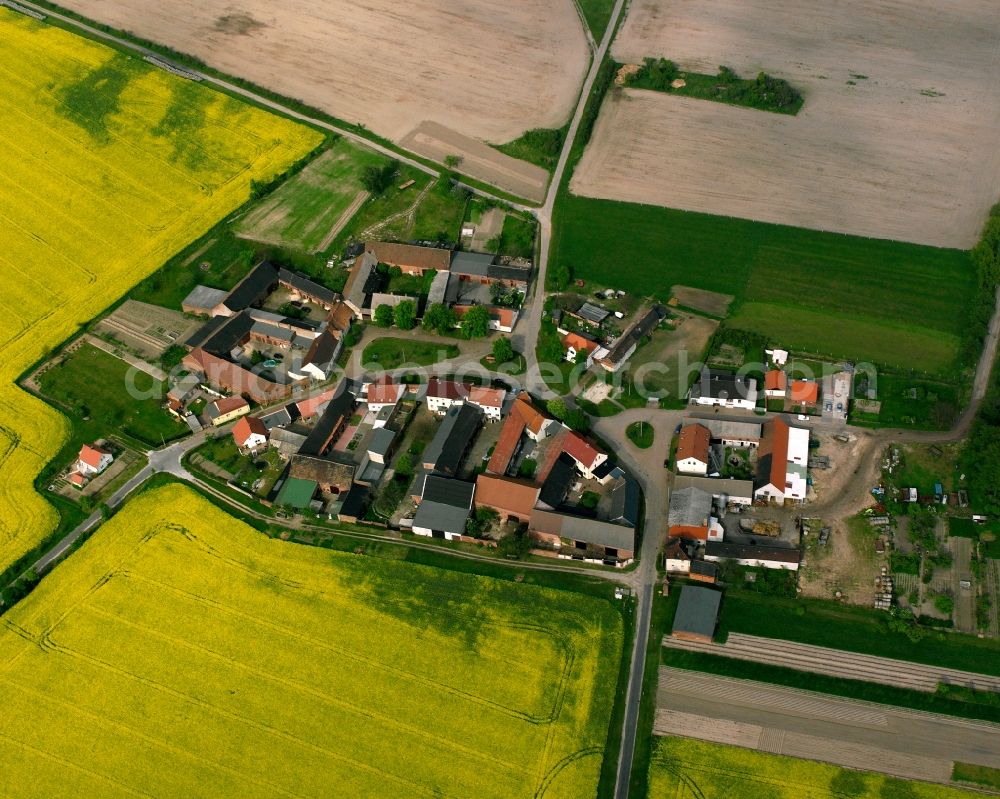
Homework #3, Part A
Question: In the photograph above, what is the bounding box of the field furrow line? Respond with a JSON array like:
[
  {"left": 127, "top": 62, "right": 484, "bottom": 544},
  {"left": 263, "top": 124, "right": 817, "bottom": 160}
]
[
  {"left": 80, "top": 603, "right": 533, "bottom": 774},
  {"left": 122, "top": 569, "right": 565, "bottom": 723},
  {"left": 40, "top": 637, "right": 448, "bottom": 797},
  {"left": 0, "top": 673, "right": 311, "bottom": 799}
]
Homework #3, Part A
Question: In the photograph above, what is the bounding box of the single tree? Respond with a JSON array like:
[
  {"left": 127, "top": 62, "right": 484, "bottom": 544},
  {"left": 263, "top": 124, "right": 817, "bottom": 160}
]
[
  {"left": 444, "top": 154, "right": 462, "bottom": 169},
  {"left": 394, "top": 300, "right": 416, "bottom": 331},
  {"left": 460, "top": 305, "right": 491, "bottom": 339},
  {"left": 422, "top": 303, "right": 457, "bottom": 335},
  {"left": 547, "top": 398, "right": 568, "bottom": 420},
  {"left": 373, "top": 304, "right": 394, "bottom": 328},
  {"left": 492, "top": 336, "right": 515, "bottom": 364}
]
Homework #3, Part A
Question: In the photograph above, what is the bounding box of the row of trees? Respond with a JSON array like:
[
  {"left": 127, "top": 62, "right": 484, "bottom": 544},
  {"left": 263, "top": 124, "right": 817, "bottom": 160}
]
[
  {"left": 373, "top": 300, "right": 416, "bottom": 331},
  {"left": 962, "top": 204, "right": 1000, "bottom": 514},
  {"left": 375, "top": 297, "right": 498, "bottom": 339}
]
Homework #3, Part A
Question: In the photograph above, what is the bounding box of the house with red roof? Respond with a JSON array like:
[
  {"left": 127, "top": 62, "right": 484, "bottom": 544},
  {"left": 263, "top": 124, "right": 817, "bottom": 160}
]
[
  {"left": 365, "top": 377, "right": 404, "bottom": 413},
  {"left": 789, "top": 380, "right": 819, "bottom": 407},
  {"left": 754, "top": 418, "right": 810, "bottom": 504},
  {"left": 764, "top": 370, "right": 787, "bottom": 399},
  {"left": 77, "top": 444, "right": 113, "bottom": 476},
  {"left": 676, "top": 424, "right": 711, "bottom": 475},
  {"left": 561, "top": 331, "right": 600, "bottom": 366},
  {"left": 205, "top": 395, "right": 250, "bottom": 427},
  {"left": 561, "top": 431, "right": 607, "bottom": 480},
  {"left": 487, "top": 394, "right": 554, "bottom": 475},
  {"left": 232, "top": 416, "right": 268, "bottom": 453}
]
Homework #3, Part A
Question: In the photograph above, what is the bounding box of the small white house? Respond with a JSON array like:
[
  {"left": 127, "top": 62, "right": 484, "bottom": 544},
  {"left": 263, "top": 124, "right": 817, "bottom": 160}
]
[
  {"left": 232, "top": 416, "right": 268, "bottom": 453},
  {"left": 77, "top": 444, "right": 113, "bottom": 476}
]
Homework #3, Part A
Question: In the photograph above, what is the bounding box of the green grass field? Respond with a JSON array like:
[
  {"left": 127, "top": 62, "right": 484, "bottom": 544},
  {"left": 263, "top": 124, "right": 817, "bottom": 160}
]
[
  {"left": 362, "top": 337, "right": 460, "bottom": 369},
  {"left": 576, "top": 0, "right": 616, "bottom": 40},
  {"left": 551, "top": 196, "right": 975, "bottom": 373},
  {"left": 0, "top": 485, "right": 622, "bottom": 798},
  {"left": 37, "top": 343, "right": 185, "bottom": 447},
  {"left": 236, "top": 137, "right": 389, "bottom": 252},
  {"left": 648, "top": 737, "right": 984, "bottom": 799}
]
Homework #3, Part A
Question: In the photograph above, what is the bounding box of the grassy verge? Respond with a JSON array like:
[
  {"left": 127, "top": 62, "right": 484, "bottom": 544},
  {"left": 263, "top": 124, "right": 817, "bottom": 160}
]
[
  {"left": 361, "top": 337, "right": 460, "bottom": 369},
  {"left": 626, "top": 59, "right": 802, "bottom": 115},
  {"left": 626, "top": 421, "right": 654, "bottom": 448},
  {"left": 576, "top": 0, "right": 616, "bottom": 41},
  {"left": 952, "top": 763, "right": 1000, "bottom": 791},
  {"left": 628, "top": 590, "right": 678, "bottom": 798},
  {"left": 493, "top": 127, "right": 565, "bottom": 172}
]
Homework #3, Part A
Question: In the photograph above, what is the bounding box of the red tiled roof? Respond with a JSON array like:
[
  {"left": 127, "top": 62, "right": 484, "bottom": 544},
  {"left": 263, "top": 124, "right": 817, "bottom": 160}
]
[
  {"left": 562, "top": 431, "right": 603, "bottom": 470},
  {"left": 296, "top": 386, "right": 338, "bottom": 419},
  {"left": 232, "top": 416, "right": 267, "bottom": 446},
  {"left": 789, "top": 380, "right": 819, "bottom": 404},
  {"left": 367, "top": 377, "right": 403, "bottom": 406},
  {"left": 765, "top": 370, "right": 787, "bottom": 392},
  {"left": 474, "top": 474, "right": 539, "bottom": 519},
  {"left": 366, "top": 241, "right": 451, "bottom": 272},
  {"left": 326, "top": 302, "right": 354, "bottom": 333},
  {"left": 211, "top": 395, "right": 249, "bottom": 416},
  {"left": 561, "top": 332, "right": 597, "bottom": 353},
  {"left": 487, "top": 395, "right": 550, "bottom": 474},
  {"left": 676, "top": 424, "right": 710, "bottom": 464},
  {"left": 68, "top": 473, "right": 86, "bottom": 487},
  {"left": 78, "top": 444, "right": 110, "bottom": 469},
  {"left": 469, "top": 386, "right": 504, "bottom": 409},
  {"left": 426, "top": 378, "right": 468, "bottom": 401},
  {"left": 183, "top": 349, "right": 291, "bottom": 404},
  {"left": 759, "top": 417, "right": 790, "bottom": 490}
]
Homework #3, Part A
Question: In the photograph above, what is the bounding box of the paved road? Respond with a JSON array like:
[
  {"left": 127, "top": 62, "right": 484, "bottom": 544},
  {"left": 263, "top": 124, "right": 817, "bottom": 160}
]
[
  {"left": 516, "top": 0, "right": 629, "bottom": 400},
  {"left": 657, "top": 667, "right": 1000, "bottom": 786},
  {"left": 26, "top": 432, "right": 206, "bottom": 577}
]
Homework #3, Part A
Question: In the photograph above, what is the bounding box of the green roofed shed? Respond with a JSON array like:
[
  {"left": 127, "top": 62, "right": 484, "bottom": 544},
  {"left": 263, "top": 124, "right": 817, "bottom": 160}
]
[{"left": 276, "top": 477, "right": 317, "bottom": 510}]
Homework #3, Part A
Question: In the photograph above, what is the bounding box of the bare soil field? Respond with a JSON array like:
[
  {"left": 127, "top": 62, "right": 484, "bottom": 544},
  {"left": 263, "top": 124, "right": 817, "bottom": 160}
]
[
  {"left": 400, "top": 122, "right": 549, "bottom": 203},
  {"left": 58, "top": 0, "right": 589, "bottom": 147},
  {"left": 656, "top": 668, "right": 1000, "bottom": 785},
  {"left": 670, "top": 285, "right": 733, "bottom": 317},
  {"left": 571, "top": 0, "right": 1000, "bottom": 248}
]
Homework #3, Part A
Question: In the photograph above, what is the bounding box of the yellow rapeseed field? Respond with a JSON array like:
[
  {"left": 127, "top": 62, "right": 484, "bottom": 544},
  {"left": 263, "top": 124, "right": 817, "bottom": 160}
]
[
  {"left": 0, "top": 484, "right": 622, "bottom": 797},
  {"left": 0, "top": 10, "right": 321, "bottom": 573},
  {"left": 648, "top": 737, "right": 984, "bottom": 798}
]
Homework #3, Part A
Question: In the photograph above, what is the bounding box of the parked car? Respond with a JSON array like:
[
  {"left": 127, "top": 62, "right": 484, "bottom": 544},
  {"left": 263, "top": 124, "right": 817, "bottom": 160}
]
[{"left": 797, "top": 414, "right": 810, "bottom": 421}]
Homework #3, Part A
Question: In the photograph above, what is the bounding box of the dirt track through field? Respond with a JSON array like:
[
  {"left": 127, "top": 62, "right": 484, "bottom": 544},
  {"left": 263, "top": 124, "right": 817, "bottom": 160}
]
[
  {"left": 571, "top": 0, "right": 1000, "bottom": 247},
  {"left": 315, "top": 190, "right": 368, "bottom": 253},
  {"left": 656, "top": 667, "right": 1000, "bottom": 785},
  {"left": 57, "top": 0, "right": 589, "bottom": 147},
  {"left": 400, "top": 122, "right": 549, "bottom": 202},
  {"left": 663, "top": 633, "right": 1000, "bottom": 693}
]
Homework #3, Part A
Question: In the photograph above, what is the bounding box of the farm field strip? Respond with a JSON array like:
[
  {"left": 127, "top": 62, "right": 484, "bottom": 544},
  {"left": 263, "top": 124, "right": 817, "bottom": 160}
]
[
  {"left": 655, "top": 667, "right": 1000, "bottom": 787},
  {"left": 53, "top": 0, "right": 590, "bottom": 145},
  {"left": 591, "top": 0, "right": 1000, "bottom": 249},
  {"left": 648, "top": 736, "right": 988, "bottom": 799},
  {"left": 235, "top": 138, "right": 385, "bottom": 252},
  {"left": 0, "top": 10, "right": 321, "bottom": 573},
  {"left": 551, "top": 195, "right": 973, "bottom": 372},
  {"left": 663, "top": 633, "right": 1000, "bottom": 693},
  {"left": 0, "top": 485, "right": 621, "bottom": 798}
]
